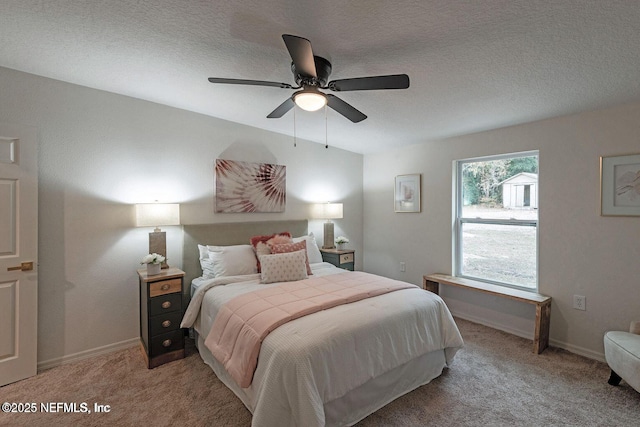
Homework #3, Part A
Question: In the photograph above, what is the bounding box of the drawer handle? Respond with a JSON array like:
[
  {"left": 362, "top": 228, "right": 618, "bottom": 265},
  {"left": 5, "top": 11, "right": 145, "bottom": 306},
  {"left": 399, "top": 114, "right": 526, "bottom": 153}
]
[
  {"left": 162, "top": 320, "right": 171, "bottom": 328},
  {"left": 161, "top": 284, "right": 170, "bottom": 291},
  {"left": 162, "top": 339, "right": 172, "bottom": 348},
  {"left": 161, "top": 301, "right": 172, "bottom": 309}
]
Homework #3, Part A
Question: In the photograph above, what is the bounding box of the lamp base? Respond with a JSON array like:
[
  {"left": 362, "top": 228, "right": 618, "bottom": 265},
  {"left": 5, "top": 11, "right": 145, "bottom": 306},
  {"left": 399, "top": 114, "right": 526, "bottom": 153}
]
[
  {"left": 149, "top": 231, "right": 169, "bottom": 269},
  {"left": 322, "top": 221, "right": 335, "bottom": 249}
]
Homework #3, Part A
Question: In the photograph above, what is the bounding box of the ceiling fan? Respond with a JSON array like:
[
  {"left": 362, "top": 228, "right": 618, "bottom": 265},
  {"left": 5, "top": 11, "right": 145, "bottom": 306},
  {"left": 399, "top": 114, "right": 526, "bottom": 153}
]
[{"left": 208, "top": 34, "right": 410, "bottom": 123}]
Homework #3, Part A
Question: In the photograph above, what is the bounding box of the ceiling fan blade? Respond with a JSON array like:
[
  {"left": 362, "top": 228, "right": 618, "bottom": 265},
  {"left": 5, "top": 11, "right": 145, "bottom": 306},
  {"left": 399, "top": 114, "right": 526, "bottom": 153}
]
[
  {"left": 208, "top": 77, "right": 293, "bottom": 89},
  {"left": 328, "top": 74, "right": 410, "bottom": 91},
  {"left": 267, "top": 97, "right": 295, "bottom": 118},
  {"left": 282, "top": 34, "right": 317, "bottom": 78},
  {"left": 326, "top": 94, "right": 367, "bottom": 123}
]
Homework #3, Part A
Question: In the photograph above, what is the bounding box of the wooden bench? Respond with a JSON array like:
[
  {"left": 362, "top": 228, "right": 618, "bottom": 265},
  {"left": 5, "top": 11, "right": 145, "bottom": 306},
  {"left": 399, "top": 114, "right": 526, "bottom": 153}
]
[{"left": 423, "top": 274, "right": 552, "bottom": 354}]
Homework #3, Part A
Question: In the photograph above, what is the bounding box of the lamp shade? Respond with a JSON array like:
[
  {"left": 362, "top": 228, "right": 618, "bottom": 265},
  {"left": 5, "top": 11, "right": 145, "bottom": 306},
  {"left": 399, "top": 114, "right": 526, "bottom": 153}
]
[
  {"left": 135, "top": 203, "right": 180, "bottom": 227},
  {"left": 311, "top": 203, "right": 343, "bottom": 220},
  {"left": 294, "top": 91, "right": 327, "bottom": 112}
]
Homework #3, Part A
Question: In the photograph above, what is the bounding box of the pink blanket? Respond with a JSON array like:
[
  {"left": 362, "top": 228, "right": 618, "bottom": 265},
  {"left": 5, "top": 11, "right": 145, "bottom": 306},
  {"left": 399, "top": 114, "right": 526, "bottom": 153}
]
[{"left": 205, "top": 271, "right": 416, "bottom": 388}]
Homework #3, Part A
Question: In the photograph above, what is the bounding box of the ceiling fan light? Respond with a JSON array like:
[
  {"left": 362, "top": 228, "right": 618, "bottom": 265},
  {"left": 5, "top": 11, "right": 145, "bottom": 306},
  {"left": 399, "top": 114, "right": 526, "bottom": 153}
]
[{"left": 294, "top": 91, "right": 327, "bottom": 111}]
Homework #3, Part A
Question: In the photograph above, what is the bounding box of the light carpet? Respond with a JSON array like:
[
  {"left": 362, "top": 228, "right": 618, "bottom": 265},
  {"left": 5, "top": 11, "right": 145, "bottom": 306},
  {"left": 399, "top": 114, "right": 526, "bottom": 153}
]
[{"left": 1, "top": 318, "right": 638, "bottom": 426}]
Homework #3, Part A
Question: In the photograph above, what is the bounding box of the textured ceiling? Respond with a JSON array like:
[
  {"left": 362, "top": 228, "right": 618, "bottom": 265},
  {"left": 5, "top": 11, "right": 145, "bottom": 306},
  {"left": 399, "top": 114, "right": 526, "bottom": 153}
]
[{"left": 1, "top": 1, "right": 640, "bottom": 154}]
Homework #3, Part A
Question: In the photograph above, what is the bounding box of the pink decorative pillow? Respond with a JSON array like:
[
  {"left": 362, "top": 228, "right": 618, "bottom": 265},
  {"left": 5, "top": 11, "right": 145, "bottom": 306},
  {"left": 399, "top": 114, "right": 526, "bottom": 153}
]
[
  {"left": 250, "top": 232, "right": 292, "bottom": 248},
  {"left": 259, "top": 250, "right": 308, "bottom": 284},
  {"left": 269, "top": 240, "right": 312, "bottom": 275},
  {"left": 250, "top": 232, "right": 292, "bottom": 272}
]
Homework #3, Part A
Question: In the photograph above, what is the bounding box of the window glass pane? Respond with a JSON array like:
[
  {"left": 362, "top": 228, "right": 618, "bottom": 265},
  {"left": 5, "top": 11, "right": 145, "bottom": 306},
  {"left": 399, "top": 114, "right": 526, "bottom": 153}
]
[
  {"left": 461, "top": 156, "right": 538, "bottom": 220},
  {"left": 460, "top": 222, "right": 537, "bottom": 289}
]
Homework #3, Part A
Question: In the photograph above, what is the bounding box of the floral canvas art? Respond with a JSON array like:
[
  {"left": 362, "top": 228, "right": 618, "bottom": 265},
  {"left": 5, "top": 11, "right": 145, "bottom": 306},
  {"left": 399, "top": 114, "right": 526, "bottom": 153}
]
[{"left": 215, "top": 159, "right": 286, "bottom": 213}]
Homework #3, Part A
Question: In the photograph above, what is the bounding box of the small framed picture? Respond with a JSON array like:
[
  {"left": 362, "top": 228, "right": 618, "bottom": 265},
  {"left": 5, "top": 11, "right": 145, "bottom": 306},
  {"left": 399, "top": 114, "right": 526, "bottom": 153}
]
[
  {"left": 600, "top": 153, "right": 640, "bottom": 216},
  {"left": 395, "top": 174, "right": 421, "bottom": 213}
]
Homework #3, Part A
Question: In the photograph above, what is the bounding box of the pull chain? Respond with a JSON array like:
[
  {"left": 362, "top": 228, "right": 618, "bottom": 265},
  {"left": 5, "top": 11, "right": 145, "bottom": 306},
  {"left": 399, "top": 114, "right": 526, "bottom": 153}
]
[
  {"left": 325, "top": 105, "right": 328, "bottom": 149},
  {"left": 293, "top": 106, "right": 297, "bottom": 147}
]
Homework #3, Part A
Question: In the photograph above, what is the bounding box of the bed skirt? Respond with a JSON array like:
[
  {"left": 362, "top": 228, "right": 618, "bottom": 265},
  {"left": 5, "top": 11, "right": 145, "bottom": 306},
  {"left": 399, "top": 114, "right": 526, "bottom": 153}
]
[{"left": 196, "top": 334, "right": 447, "bottom": 426}]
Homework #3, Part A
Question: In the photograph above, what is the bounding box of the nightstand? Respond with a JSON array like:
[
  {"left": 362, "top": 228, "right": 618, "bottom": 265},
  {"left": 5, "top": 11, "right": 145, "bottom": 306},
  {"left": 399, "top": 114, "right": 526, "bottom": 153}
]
[
  {"left": 320, "top": 248, "right": 355, "bottom": 271},
  {"left": 138, "top": 267, "right": 185, "bottom": 368}
]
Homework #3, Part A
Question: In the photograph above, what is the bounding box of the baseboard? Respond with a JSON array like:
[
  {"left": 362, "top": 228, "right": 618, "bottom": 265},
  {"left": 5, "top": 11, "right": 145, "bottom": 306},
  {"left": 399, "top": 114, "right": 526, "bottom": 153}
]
[
  {"left": 548, "top": 338, "right": 605, "bottom": 362},
  {"left": 37, "top": 338, "right": 139, "bottom": 372},
  {"left": 451, "top": 311, "right": 533, "bottom": 341},
  {"left": 452, "top": 312, "right": 606, "bottom": 362}
]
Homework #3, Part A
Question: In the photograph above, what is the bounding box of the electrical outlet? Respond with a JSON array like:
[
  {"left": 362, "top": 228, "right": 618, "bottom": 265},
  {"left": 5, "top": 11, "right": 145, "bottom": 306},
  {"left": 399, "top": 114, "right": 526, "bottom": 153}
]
[
  {"left": 400, "top": 262, "right": 406, "bottom": 272},
  {"left": 573, "top": 295, "right": 586, "bottom": 311}
]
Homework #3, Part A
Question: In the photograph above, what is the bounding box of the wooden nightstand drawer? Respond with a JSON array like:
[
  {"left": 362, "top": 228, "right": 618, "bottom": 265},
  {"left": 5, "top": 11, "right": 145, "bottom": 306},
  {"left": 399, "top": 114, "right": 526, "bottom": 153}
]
[
  {"left": 150, "top": 330, "right": 184, "bottom": 356},
  {"left": 149, "top": 311, "right": 182, "bottom": 336},
  {"left": 320, "top": 249, "right": 355, "bottom": 271},
  {"left": 340, "top": 253, "right": 354, "bottom": 264},
  {"left": 149, "top": 278, "right": 182, "bottom": 297},
  {"left": 149, "top": 292, "right": 181, "bottom": 316}
]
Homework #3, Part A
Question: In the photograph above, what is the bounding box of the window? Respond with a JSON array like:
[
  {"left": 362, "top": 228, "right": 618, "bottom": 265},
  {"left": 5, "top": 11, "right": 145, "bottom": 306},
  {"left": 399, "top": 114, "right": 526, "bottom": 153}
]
[{"left": 455, "top": 151, "right": 538, "bottom": 290}]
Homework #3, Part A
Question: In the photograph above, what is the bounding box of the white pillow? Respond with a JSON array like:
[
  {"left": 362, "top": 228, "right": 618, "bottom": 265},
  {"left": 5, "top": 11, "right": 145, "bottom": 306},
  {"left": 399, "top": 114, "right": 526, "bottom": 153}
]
[
  {"left": 209, "top": 244, "right": 258, "bottom": 277},
  {"left": 198, "top": 244, "right": 258, "bottom": 278},
  {"left": 198, "top": 244, "right": 217, "bottom": 278},
  {"left": 260, "top": 250, "right": 308, "bottom": 284},
  {"left": 292, "top": 232, "right": 323, "bottom": 264}
]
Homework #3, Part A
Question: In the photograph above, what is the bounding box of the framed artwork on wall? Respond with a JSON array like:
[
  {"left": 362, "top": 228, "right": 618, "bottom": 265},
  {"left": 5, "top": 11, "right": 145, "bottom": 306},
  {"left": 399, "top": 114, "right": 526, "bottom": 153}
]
[
  {"left": 600, "top": 153, "right": 640, "bottom": 216},
  {"left": 395, "top": 174, "right": 421, "bottom": 213},
  {"left": 215, "top": 159, "right": 286, "bottom": 213}
]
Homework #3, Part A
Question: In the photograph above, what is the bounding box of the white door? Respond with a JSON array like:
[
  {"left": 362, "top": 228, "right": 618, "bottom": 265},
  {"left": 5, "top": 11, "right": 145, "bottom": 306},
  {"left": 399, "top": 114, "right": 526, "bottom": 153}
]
[{"left": 0, "top": 123, "right": 38, "bottom": 386}]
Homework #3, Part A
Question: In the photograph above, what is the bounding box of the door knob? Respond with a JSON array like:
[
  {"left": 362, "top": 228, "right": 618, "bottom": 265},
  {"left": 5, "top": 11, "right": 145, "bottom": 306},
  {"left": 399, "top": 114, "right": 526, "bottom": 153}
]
[{"left": 7, "top": 262, "right": 34, "bottom": 272}]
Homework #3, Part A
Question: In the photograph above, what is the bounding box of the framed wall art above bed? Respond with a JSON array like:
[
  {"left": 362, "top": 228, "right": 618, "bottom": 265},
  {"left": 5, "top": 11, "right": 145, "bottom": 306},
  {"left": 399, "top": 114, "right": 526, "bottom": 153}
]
[{"left": 215, "top": 159, "right": 286, "bottom": 213}]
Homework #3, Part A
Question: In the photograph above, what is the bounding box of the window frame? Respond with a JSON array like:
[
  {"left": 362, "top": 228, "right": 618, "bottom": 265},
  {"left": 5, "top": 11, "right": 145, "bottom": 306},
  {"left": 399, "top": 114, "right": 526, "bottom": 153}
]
[{"left": 454, "top": 150, "right": 539, "bottom": 291}]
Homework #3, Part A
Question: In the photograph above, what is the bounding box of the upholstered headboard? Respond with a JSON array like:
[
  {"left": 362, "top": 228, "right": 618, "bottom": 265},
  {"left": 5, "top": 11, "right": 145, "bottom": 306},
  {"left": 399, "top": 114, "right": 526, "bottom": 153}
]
[{"left": 182, "top": 220, "right": 308, "bottom": 298}]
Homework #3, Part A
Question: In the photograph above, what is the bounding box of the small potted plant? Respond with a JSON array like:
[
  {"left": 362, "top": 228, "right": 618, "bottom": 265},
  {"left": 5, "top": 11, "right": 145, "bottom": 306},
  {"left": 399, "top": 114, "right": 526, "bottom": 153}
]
[
  {"left": 335, "top": 236, "right": 349, "bottom": 250},
  {"left": 141, "top": 253, "right": 165, "bottom": 275}
]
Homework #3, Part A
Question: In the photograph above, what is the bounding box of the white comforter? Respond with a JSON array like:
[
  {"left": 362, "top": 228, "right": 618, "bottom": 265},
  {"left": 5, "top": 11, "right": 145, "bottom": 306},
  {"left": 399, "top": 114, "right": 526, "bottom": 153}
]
[{"left": 181, "top": 263, "right": 464, "bottom": 427}]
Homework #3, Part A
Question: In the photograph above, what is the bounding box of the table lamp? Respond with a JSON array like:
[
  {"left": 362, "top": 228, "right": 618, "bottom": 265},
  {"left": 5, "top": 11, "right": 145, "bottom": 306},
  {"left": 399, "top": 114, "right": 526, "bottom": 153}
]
[
  {"left": 311, "top": 202, "right": 343, "bottom": 249},
  {"left": 135, "top": 203, "right": 180, "bottom": 269}
]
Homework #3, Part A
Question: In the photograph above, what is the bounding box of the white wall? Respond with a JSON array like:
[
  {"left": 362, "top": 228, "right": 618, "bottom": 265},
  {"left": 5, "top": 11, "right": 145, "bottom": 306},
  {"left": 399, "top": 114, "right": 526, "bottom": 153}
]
[
  {"left": 0, "top": 66, "right": 363, "bottom": 367},
  {"left": 363, "top": 102, "right": 640, "bottom": 360}
]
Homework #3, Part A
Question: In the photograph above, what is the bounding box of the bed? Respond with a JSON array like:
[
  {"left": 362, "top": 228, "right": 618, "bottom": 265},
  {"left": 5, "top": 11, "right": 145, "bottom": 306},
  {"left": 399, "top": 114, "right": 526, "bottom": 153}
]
[{"left": 180, "top": 221, "right": 463, "bottom": 427}]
